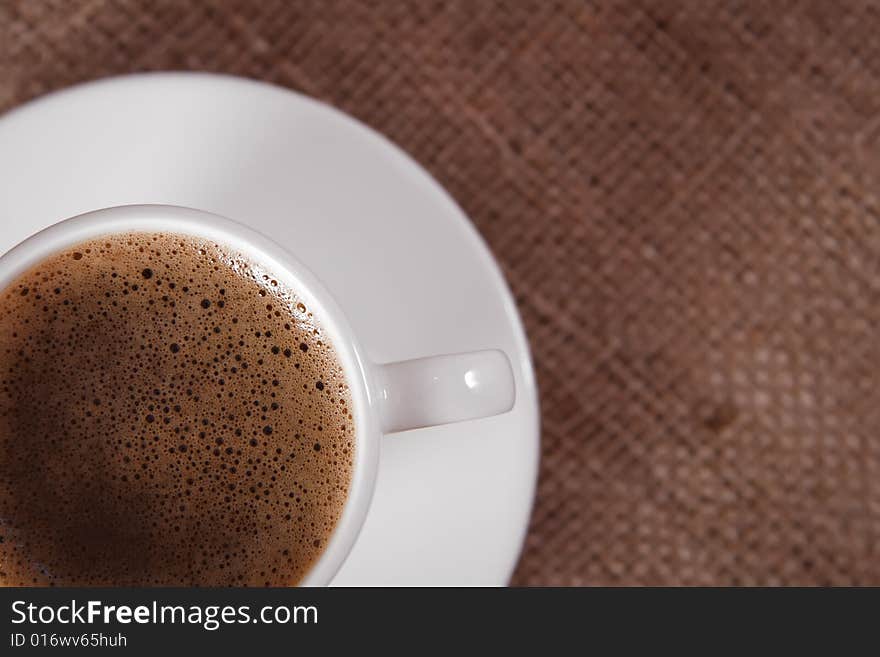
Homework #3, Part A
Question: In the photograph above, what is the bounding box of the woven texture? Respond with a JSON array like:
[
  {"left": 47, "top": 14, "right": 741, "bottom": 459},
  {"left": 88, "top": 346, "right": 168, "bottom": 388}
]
[{"left": 2, "top": 0, "right": 880, "bottom": 586}]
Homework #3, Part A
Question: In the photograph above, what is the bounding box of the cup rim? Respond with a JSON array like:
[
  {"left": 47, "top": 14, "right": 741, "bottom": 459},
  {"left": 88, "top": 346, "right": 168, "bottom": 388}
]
[{"left": 0, "top": 204, "right": 380, "bottom": 586}]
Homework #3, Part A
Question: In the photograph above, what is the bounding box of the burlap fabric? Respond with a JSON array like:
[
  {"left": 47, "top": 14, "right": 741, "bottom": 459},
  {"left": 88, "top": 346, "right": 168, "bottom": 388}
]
[{"left": 2, "top": 1, "right": 879, "bottom": 586}]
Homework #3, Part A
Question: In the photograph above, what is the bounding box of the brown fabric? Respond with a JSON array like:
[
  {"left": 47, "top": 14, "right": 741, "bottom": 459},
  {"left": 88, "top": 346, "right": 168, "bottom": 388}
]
[{"left": 2, "top": 0, "right": 880, "bottom": 586}]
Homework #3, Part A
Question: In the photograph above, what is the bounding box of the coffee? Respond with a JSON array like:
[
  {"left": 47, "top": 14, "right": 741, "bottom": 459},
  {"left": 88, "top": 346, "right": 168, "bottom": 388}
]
[{"left": 0, "top": 232, "right": 355, "bottom": 586}]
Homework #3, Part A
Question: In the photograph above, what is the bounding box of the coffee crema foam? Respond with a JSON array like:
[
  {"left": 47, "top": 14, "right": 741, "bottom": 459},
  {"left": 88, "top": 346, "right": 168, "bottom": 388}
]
[{"left": 0, "top": 233, "right": 354, "bottom": 586}]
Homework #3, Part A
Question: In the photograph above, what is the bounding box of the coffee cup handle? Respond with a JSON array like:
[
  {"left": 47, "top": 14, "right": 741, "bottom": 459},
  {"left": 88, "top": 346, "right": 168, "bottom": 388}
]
[{"left": 373, "top": 350, "right": 515, "bottom": 433}]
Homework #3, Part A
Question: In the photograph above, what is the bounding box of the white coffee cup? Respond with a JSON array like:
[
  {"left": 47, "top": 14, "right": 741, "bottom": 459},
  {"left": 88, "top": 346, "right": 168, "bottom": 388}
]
[{"left": 0, "top": 204, "right": 516, "bottom": 586}]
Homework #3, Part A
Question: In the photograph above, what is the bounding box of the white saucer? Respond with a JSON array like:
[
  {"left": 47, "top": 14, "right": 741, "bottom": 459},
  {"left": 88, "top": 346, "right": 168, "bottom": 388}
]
[{"left": 0, "top": 73, "right": 539, "bottom": 585}]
